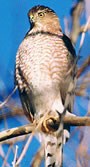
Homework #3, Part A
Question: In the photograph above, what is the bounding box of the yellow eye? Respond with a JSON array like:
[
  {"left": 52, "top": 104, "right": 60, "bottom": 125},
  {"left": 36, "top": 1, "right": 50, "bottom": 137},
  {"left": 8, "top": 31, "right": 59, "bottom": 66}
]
[{"left": 38, "top": 12, "right": 44, "bottom": 17}]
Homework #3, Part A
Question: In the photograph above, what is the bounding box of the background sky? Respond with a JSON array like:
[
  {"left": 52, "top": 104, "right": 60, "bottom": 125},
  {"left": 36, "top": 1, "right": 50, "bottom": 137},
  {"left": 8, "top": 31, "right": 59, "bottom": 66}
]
[
  {"left": 0, "top": 0, "right": 90, "bottom": 167},
  {"left": 0, "top": 0, "right": 90, "bottom": 89},
  {"left": 0, "top": 0, "right": 74, "bottom": 90}
]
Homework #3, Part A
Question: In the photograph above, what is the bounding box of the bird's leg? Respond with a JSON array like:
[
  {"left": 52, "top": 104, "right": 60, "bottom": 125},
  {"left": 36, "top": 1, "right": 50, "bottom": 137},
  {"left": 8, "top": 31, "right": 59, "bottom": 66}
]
[
  {"left": 40, "top": 110, "right": 63, "bottom": 167},
  {"left": 53, "top": 116, "right": 63, "bottom": 167}
]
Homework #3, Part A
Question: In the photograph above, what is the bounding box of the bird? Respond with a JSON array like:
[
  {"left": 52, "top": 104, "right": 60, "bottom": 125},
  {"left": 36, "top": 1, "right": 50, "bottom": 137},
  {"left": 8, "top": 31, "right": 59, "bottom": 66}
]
[{"left": 15, "top": 5, "right": 76, "bottom": 167}]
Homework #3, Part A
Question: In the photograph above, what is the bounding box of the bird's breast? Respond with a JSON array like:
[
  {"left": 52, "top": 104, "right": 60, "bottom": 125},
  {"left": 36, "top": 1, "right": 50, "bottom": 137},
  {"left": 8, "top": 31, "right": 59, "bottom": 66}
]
[{"left": 18, "top": 33, "right": 69, "bottom": 93}]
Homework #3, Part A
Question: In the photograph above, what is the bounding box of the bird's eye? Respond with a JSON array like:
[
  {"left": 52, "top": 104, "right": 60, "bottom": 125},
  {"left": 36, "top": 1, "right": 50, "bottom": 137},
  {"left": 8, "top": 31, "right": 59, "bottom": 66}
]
[{"left": 38, "top": 12, "right": 44, "bottom": 17}]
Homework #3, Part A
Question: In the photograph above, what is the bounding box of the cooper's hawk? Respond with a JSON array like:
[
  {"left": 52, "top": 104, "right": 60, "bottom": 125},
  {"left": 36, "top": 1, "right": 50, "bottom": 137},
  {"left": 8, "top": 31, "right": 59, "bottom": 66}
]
[{"left": 15, "top": 5, "right": 76, "bottom": 167}]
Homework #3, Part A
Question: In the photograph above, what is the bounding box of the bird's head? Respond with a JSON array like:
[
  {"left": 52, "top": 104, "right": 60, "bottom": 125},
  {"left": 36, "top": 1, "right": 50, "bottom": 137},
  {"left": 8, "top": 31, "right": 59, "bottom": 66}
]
[{"left": 28, "top": 5, "right": 61, "bottom": 34}]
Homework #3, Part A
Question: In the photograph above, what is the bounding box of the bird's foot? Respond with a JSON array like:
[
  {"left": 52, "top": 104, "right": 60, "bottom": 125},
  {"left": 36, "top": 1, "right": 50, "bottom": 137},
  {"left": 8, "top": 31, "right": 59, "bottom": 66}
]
[
  {"left": 41, "top": 111, "right": 61, "bottom": 133},
  {"left": 65, "top": 110, "right": 76, "bottom": 117}
]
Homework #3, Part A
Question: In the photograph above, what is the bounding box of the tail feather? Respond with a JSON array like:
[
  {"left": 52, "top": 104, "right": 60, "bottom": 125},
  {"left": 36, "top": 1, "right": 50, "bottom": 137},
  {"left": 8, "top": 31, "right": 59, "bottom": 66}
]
[
  {"left": 45, "top": 134, "right": 57, "bottom": 167},
  {"left": 45, "top": 121, "right": 63, "bottom": 167},
  {"left": 56, "top": 121, "right": 63, "bottom": 167},
  {"left": 44, "top": 96, "right": 64, "bottom": 167}
]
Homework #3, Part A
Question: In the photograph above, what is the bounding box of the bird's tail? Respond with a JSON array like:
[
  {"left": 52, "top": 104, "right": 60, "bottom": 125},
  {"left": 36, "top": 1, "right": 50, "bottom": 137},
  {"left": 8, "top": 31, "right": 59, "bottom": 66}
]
[
  {"left": 43, "top": 94, "right": 66, "bottom": 167},
  {"left": 44, "top": 120, "right": 64, "bottom": 167}
]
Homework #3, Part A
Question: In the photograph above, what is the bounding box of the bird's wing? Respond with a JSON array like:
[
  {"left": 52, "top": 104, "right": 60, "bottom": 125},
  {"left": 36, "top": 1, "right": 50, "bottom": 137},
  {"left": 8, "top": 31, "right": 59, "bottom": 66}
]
[
  {"left": 60, "top": 34, "right": 77, "bottom": 113},
  {"left": 15, "top": 51, "right": 35, "bottom": 122}
]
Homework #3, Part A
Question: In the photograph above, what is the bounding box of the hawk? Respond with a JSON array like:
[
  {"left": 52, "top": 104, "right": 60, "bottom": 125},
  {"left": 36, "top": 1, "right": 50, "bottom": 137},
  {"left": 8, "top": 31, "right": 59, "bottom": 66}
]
[{"left": 15, "top": 5, "right": 76, "bottom": 167}]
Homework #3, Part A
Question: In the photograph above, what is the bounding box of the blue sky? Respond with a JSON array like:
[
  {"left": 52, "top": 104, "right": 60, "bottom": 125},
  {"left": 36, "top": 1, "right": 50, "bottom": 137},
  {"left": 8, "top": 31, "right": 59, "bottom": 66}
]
[
  {"left": 0, "top": 0, "right": 90, "bottom": 90},
  {"left": 0, "top": 1, "right": 90, "bottom": 167},
  {"left": 0, "top": 0, "right": 73, "bottom": 89}
]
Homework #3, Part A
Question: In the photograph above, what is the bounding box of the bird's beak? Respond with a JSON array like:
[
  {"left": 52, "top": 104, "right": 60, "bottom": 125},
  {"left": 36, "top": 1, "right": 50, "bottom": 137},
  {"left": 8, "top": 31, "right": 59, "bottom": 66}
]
[{"left": 30, "top": 14, "right": 35, "bottom": 23}]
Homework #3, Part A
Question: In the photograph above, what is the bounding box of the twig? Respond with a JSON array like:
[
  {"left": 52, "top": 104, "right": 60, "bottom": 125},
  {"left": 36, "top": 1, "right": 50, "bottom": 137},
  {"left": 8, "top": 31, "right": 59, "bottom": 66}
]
[
  {"left": 31, "top": 145, "right": 44, "bottom": 167},
  {"left": 16, "top": 110, "right": 52, "bottom": 165},
  {"left": 12, "top": 145, "right": 18, "bottom": 167},
  {"left": 70, "top": 1, "right": 84, "bottom": 44},
  {"left": 74, "top": 16, "right": 90, "bottom": 68},
  {"left": 78, "top": 16, "right": 90, "bottom": 54},
  {"left": 0, "top": 146, "right": 10, "bottom": 167},
  {"left": 76, "top": 72, "right": 90, "bottom": 97},
  {"left": 80, "top": 23, "right": 90, "bottom": 33},
  {"left": 2, "top": 144, "right": 13, "bottom": 167},
  {"left": 77, "top": 56, "right": 90, "bottom": 78},
  {"left": 76, "top": 101, "right": 90, "bottom": 167},
  {"left": 16, "top": 135, "right": 34, "bottom": 165},
  {"left": 0, "top": 86, "right": 18, "bottom": 109},
  {"left": 2, "top": 135, "right": 27, "bottom": 145},
  {"left": 0, "top": 108, "right": 23, "bottom": 120}
]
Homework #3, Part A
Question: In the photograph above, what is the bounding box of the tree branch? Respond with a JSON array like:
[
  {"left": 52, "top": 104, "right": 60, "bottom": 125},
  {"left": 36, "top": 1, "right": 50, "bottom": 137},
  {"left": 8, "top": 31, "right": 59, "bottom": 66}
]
[
  {"left": 0, "top": 124, "right": 34, "bottom": 142},
  {"left": 0, "top": 116, "right": 90, "bottom": 142},
  {"left": 70, "top": 0, "right": 84, "bottom": 44},
  {"left": 77, "top": 56, "right": 90, "bottom": 78},
  {"left": 80, "top": 24, "right": 90, "bottom": 33},
  {"left": 64, "top": 116, "right": 90, "bottom": 126}
]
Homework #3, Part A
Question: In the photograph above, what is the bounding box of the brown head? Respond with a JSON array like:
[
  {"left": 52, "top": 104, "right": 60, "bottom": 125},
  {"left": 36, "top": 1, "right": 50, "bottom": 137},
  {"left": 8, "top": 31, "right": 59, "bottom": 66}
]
[{"left": 28, "top": 5, "right": 62, "bottom": 34}]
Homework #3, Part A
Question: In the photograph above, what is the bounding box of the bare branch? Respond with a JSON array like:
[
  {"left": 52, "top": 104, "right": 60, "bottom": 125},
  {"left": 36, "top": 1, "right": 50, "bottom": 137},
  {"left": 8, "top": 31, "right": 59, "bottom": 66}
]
[
  {"left": 77, "top": 56, "right": 90, "bottom": 78},
  {"left": 79, "top": 16, "right": 90, "bottom": 53},
  {"left": 80, "top": 23, "right": 90, "bottom": 33},
  {"left": 64, "top": 116, "right": 90, "bottom": 126},
  {"left": 0, "top": 116, "right": 90, "bottom": 143},
  {"left": 0, "top": 86, "right": 18, "bottom": 109},
  {"left": 12, "top": 145, "right": 18, "bottom": 167},
  {"left": 2, "top": 145, "right": 13, "bottom": 167},
  {"left": 0, "top": 108, "right": 23, "bottom": 120},
  {"left": 16, "top": 134, "right": 34, "bottom": 166},
  {"left": 31, "top": 145, "right": 44, "bottom": 167},
  {"left": 70, "top": 0, "right": 84, "bottom": 44},
  {"left": 0, "top": 124, "right": 34, "bottom": 142}
]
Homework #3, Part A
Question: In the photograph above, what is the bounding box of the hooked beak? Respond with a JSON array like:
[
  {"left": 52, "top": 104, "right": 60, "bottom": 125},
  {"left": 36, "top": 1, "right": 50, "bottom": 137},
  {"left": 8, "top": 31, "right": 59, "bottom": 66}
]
[
  {"left": 30, "top": 14, "right": 35, "bottom": 29},
  {"left": 30, "top": 14, "right": 35, "bottom": 23}
]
